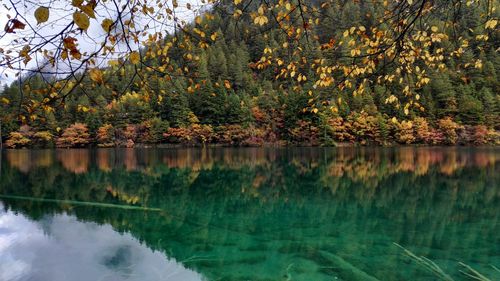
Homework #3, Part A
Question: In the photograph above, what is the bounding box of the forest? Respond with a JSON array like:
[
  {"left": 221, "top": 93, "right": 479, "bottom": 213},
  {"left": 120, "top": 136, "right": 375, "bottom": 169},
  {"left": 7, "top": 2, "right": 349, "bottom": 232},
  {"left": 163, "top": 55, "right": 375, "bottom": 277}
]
[{"left": 0, "top": 0, "right": 499, "bottom": 147}]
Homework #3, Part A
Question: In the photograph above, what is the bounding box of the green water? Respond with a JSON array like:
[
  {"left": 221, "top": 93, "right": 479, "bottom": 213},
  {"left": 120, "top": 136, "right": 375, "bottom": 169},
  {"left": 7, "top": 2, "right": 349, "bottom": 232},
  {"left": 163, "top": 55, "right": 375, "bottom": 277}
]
[{"left": 0, "top": 147, "right": 499, "bottom": 281}]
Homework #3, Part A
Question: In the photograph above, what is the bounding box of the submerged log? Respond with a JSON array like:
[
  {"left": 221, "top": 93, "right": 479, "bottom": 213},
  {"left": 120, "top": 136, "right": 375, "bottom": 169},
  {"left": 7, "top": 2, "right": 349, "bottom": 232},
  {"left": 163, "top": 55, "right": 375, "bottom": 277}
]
[
  {"left": 0, "top": 194, "right": 162, "bottom": 212},
  {"left": 317, "top": 250, "right": 381, "bottom": 281}
]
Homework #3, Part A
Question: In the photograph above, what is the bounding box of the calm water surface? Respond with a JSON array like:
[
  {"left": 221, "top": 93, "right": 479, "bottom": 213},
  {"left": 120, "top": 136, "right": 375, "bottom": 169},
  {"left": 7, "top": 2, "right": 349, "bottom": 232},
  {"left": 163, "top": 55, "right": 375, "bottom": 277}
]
[{"left": 0, "top": 147, "right": 499, "bottom": 281}]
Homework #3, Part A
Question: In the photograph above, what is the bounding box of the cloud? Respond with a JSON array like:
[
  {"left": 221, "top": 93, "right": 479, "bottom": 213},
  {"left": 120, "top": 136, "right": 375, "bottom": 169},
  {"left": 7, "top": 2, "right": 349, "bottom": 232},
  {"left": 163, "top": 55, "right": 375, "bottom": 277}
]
[{"left": 0, "top": 207, "right": 205, "bottom": 281}]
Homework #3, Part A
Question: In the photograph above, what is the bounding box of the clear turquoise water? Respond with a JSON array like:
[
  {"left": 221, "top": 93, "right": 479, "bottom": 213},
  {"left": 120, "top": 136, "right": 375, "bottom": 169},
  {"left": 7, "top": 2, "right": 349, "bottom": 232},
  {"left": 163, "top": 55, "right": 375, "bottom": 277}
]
[{"left": 0, "top": 147, "right": 499, "bottom": 281}]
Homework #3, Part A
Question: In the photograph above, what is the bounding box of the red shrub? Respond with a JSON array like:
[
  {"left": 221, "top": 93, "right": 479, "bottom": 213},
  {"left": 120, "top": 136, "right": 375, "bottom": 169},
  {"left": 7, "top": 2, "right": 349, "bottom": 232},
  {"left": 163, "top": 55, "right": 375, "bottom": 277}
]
[{"left": 471, "top": 125, "right": 489, "bottom": 145}]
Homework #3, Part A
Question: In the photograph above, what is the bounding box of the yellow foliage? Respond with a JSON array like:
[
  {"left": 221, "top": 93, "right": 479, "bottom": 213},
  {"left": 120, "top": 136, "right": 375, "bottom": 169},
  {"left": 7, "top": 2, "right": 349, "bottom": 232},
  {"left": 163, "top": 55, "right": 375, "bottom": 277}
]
[
  {"left": 72, "top": 0, "right": 83, "bottom": 7},
  {"left": 101, "top": 19, "right": 113, "bottom": 32},
  {"left": 89, "top": 68, "right": 104, "bottom": 84},
  {"left": 254, "top": 15, "right": 268, "bottom": 26},
  {"left": 34, "top": 7, "right": 49, "bottom": 24},
  {"left": 73, "top": 12, "right": 89, "bottom": 30},
  {"left": 485, "top": 19, "right": 497, "bottom": 29},
  {"left": 80, "top": 4, "right": 96, "bottom": 19},
  {"left": 129, "top": 51, "right": 140, "bottom": 64}
]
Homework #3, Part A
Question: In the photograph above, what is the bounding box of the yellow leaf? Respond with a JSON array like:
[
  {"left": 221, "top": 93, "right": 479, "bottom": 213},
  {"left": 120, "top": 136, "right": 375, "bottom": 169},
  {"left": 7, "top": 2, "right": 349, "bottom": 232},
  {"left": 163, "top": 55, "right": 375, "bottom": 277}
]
[
  {"left": 79, "top": 105, "right": 89, "bottom": 112},
  {"left": 431, "top": 26, "right": 438, "bottom": 32},
  {"left": 20, "top": 45, "right": 31, "bottom": 64},
  {"left": 1, "top": 97, "right": 10, "bottom": 104},
  {"left": 485, "top": 19, "right": 497, "bottom": 29},
  {"left": 224, "top": 80, "right": 231, "bottom": 89},
  {"left": 195, "top": 16, "right": 202, "bottom": 25},
  {"left": 80, "top": 5, "right": 96, "bottom": 19},
  {"left": 391, "top": 117, "right": 397, "bottom": 123},
  {"left": 129, "top": 51, "right": 140, "bottom": 64},
  {"left": 73, "top": 12, "right": 89, "bottom": 30},
  {"left": 107, "top": 60, "right": 119, "bottom": 67},
  {"left": 234, "top": 9, "right": 242, "bottom": 18},
  {"left": 210, "top": 32, "right": 217, "bottom": 41},
  {"left": 101, "top": 18, "right": 113, "bottom": 32},
  {"left": 254, "top": 15, "right": 268, "bottom": 26},
  {"left": 312, "top": 108, "right": 318, "bottom": 114},
  {"left": 72, "top": 0, "right": 83, "bottom": 7},
  {"left": 34, "top": 7, "right": 49, "bottom": 24},
  {"left": 234, "top": 0, "right": 242, "bottom": 4},
  {"left": 474, "top": 59, "right": 483, "bottom": 69},
  {"left": 404, "top": 108, "right": 409, "bottom": 115},
  {"left": 89, "top": 68, "right": 104, "bottom": 84}
]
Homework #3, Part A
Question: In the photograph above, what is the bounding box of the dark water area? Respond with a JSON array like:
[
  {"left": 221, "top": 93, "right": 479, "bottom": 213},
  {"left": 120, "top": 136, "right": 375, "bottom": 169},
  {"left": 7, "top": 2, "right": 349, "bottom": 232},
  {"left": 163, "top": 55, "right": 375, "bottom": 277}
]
[{"left": 0, "top": 147, "right": 499, "bottom": 281}]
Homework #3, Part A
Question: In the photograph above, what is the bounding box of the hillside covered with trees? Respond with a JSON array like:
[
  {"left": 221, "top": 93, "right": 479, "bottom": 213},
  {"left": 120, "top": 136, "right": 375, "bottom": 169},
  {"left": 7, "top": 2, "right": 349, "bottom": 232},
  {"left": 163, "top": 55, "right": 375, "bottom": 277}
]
[{"left": 0, "top": 0, "right": 499, "bottom": 147}]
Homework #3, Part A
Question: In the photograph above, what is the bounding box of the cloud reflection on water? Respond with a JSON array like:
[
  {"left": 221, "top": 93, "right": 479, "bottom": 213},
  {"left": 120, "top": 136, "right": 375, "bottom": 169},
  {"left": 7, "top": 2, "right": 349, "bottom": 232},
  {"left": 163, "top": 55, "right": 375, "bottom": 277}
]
[{"left": 0, "top": 204, "right": 204, "bottom": 281}]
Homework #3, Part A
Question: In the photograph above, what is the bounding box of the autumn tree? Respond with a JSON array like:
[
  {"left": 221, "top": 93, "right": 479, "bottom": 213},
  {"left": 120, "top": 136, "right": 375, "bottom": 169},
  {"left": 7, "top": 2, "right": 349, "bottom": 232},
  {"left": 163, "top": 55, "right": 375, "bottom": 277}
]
[{"left": 56, "top": 123, "right": 91, "bottom": 148}]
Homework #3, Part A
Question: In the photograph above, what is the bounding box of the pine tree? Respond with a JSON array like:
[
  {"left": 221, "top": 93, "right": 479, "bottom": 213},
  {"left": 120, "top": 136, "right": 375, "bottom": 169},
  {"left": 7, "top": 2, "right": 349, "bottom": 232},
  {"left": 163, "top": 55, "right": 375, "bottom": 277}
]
[
  {"left": 458, "top": 90, "right": 484, "bottom": 125},
  {"left": 430, "top": 73, "right": 457, "bottom": 118}
]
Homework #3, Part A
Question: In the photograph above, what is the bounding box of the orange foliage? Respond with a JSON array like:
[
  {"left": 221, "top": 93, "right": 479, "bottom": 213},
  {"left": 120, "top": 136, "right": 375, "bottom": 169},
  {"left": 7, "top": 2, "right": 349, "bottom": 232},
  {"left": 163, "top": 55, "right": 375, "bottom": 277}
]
[
  {"left": 164, "top": 124, "right": 214, "bottom": 145},
  {"left": 56, "top": 123, "right": 91, "bottom": 148},
  {"left": 5, "top": 125, "right": 34, "bottom": 148},
  {"left": 251, "top": 106, "right": 267, "bottom": 124},
  {"left": 437, "top": 117, "right": 462, "bottom": 145},
  {"left": 413, "top": 117, "right": 431, "bottom": 144},
  {"left": 327, "top": 117, "right": 354, "bottom": 143},
  {"left": 395, "top": 121, "right": 415, "bottom": 144},
  {"left": 5, "top": 132, "right": 31, "bottom": 148},
  {"left": 216, "top": 125, "right": 251, "bottom": 146},
  {"left": 288, "top": 120, "right": 320, "bottom": 146},
  {"left": 477, "top": 127, "right": 490, "bottom": 145},
  {"left": 347, "top": 112, "right": 379, "bottom": 144},
  {"left": 97, "top": 124, "right": 116, "bottom": 147}
]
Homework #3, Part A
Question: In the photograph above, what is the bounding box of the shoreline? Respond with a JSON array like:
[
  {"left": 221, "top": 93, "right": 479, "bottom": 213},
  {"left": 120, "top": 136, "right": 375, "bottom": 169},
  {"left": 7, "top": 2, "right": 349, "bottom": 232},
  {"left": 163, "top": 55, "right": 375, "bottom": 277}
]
[{"left": 2, "top": 142, "right": 500, "bottom": 149}]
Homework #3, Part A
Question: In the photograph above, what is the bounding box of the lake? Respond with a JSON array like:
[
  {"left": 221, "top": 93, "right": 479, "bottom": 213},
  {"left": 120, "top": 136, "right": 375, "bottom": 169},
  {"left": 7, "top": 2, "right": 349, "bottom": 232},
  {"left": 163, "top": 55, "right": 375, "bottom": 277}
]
[{"left": 0, "top": 147, "right": 499, "bottom": 281}]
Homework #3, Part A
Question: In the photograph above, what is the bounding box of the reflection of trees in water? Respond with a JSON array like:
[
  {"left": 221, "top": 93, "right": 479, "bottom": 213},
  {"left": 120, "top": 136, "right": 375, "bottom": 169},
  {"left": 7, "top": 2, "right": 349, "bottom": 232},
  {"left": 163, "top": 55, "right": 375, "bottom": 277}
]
[
  {"left": 6, "top": 149, "right": 54, "bottom": 173},
  {"left": 1, "top": 148, "right": 499, "bottom": 280},
  {"left": 4, "top": 147, "right": 500, "bottom": 178},
  {"left": 56, "top": 149, "right": 90, "bottom": 174},
  {"left": 2, "top": 148, "right": 499, "bottom": 208}
]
